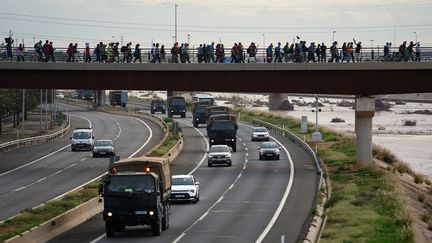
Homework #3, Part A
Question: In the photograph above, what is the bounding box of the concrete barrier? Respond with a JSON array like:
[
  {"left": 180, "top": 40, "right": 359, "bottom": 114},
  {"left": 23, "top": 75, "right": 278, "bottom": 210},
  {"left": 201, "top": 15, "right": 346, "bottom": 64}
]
[{"left": 5, "top": 197, "right": 102, "bottom": 243}]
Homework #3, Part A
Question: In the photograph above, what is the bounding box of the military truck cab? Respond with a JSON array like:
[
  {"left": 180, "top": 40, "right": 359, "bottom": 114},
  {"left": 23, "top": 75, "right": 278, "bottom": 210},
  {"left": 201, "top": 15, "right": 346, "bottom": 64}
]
[
  {"left": 207, "top": 114, "right": 238, "bottom": 152},
  {"left": 167, "top": 96, "right": 186, "bottom": 118},
  {"left": 100, "top": 157, "right": 171, "bottom": 237}
]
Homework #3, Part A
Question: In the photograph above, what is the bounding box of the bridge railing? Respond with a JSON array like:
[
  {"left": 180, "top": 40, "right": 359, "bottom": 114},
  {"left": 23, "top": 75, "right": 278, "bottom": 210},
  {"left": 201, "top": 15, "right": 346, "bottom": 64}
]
[
  {"left": 0, "top": 46, "right": 431, "bottom": 63},
  {"left": 250, "top": 118, "right": 324, "bottom": 189},
  {"left": 0, "top": 115, "right": 71, "bottom": 153}
]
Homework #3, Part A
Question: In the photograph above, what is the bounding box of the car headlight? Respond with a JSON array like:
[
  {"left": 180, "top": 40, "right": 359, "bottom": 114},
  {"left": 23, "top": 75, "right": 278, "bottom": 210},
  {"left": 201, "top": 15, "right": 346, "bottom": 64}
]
[
  {"left": 153, "top": 107, "right": 156, "bottom": 109},
  {"left": 275, "top": 150, "right": 280, "bottom": 154},
  {"left": 208, "top": 155, "right": 213, "bottom": 158},
  {"left": 260, "top": 151, "right": 264, "bottom": 155},
  {"left": 189, "top": 189, "right": 195, "bottom": 193},
  {"left": 181, "top": 110, "right": 186, "bottom": 112},
  {"left": 171, "top": 110, "right": 174, "bottom": 112}
]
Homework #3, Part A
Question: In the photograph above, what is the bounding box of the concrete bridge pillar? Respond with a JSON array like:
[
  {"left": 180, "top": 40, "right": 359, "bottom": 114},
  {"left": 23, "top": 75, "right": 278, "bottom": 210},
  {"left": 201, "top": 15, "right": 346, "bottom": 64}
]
[
  {"left": 96, "top": 90, "right": 105, "bottom": 106},
  {"left": 355, "top": 96, "right": 375, "bottom": 165},
  {"left": 269, "top": 93, "right": 288, "bottom": 110}
]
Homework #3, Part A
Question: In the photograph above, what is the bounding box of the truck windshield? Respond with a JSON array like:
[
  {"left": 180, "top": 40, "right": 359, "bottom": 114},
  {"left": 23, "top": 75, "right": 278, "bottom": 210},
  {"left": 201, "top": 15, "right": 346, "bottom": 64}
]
[
  {"left": 210, "top": 121, "right": 235, "bottom": 131},
  {"left": 171, "top": 99, "right": 185, "bottom": 105},
  {"left": 195, "top": 106, "right": 207, "bottom": 113},
  {"left": 172, "top": 177, "right": 194, "bottom": 185},
  {"left": 72, "top": 132, "right": 91, "bottom": 139},
  {"left": 107, "top": 175, "right": 155, "bottom": 193}
]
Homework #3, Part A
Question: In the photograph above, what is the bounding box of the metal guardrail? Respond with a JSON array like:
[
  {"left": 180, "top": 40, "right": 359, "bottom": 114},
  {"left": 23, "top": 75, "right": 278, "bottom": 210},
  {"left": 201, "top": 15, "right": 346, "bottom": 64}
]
[
  {"left": 1, "top": 46, "right": 431, "bottom": 63},
  {"left": 251, "top": 118, "right": 323, "bottom": 188},
  {"left": 0, "top": 115, "right": 71, "bottom": 153}
]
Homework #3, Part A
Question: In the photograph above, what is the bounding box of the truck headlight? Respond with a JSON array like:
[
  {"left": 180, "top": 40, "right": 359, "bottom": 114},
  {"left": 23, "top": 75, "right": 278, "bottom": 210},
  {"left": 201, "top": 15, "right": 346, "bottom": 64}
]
[
  {"left": 107, "top": 212, "right": 113, "bottom": 217},
  {"left": 149, "top": 211, "right": 154, "bottom": 216},
  {"left": 231, "top": 139, "right": 235, "bottom": 141}
]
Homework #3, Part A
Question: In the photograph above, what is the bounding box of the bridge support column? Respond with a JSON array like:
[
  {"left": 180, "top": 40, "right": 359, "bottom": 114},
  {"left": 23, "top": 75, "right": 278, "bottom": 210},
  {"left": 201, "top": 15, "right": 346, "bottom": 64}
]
[
  {"left": 269, "top": 93, "right": 288, "bottom": 110},
  {"left": 96, "top": 90, "right": 104, "bottom": 106},
  {"left": 355, "top": 96, "right": 375, "bottom": 165}
]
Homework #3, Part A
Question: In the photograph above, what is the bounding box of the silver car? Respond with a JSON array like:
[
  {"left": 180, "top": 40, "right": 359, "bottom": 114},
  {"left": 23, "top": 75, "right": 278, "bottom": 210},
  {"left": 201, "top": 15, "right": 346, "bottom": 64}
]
[
  {"left": 208, "top": 145, "right": 232, "bottom": 167},
  {"left": 258, "top": 141, "right": 280, "bottom": 160},
  {"left": 251, "top": 127, "right": 270, "bottom": 141},
  {"left": 92, "top": 139, "right": 115, "bottom": 157}
]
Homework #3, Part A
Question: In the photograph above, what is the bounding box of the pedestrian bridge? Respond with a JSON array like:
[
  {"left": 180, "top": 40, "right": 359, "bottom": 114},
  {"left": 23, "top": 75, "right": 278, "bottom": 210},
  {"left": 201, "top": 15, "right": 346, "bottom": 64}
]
[{"left": 0, "top": 62, "right": 431, "bottom": 95}]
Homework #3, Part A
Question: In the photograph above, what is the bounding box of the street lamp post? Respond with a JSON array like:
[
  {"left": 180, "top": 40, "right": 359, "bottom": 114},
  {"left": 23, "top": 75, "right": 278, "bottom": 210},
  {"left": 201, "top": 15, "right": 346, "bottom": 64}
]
[
  {"left": 370, "top": 39, "right": 374, "bottom": 60},
  {"left": 312, "top": 95, "right": 322, "bottom": 141},
  {"left": 413, "top": 32, "right": 417, "bottom": 43},
  {"left": 175, "top": 4, "right": 178, "bottom": 43},
  {"left": 332, "top": 30, "right": 336, "bottom": 43},
  {"left": 262, "top": 33, "right": 265, "bottom": 61}
]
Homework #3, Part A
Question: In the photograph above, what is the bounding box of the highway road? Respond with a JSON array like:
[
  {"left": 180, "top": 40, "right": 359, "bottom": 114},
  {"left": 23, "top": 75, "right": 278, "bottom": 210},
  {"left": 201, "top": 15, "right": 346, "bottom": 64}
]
[
  {"left": 51, "top": 108, "right": 319, "bottom": 243},
  {"left": 0, "top": 103, "right": 164, "bottom": 221}
]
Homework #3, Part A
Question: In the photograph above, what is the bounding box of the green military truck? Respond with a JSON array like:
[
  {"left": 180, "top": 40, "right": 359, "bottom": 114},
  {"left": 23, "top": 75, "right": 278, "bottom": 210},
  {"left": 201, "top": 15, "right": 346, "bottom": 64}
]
[{"left": 99, "top": 157, "right": 171, "bottom": 237}]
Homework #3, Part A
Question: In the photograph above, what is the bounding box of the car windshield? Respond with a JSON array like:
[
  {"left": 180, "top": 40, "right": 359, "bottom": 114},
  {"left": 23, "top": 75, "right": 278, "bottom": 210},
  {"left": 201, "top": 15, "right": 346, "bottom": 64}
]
[
  {"left": 254, "top": 128, "right": 268, "bottom": 133},
  {"left": 95, "top": 140, "right": 112, "bottom": 146},
  {"left": 73, "top": 131, "right": 91, "bottom": 139},
  {"left": 210, "top": 146, "right": 230, "bottom": 153},
  {"left": 172, "top": 177, "right": 194, "bottom": 185},
  {"left": 261, "top": 142, "right": 278, "bottom": 148},
  {"left": 107, "top": 175, "right": 155, "bottom": 193}
]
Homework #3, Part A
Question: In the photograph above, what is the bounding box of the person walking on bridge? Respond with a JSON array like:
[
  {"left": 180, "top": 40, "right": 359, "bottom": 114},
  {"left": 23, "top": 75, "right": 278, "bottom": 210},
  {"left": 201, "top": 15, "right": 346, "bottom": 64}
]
[
  {"left": 247, "top": 42, "right": 257, "bottom": 63},
  {"left": 353, "top": 39, "right": 362, "bottom": 62},
  {"left": 320, "top": 42, "right": 327, "bottom": 63},
  {"left": 133, "top": 43, "right": 141, "bottom": 63},
  {"left": 330, "top": 41, "right": 339, "bottom": 62},
  {"left": 85, "top": 43, "right": 91, "bottom": 63},
  {"left": 266, "top": 43, "right": 273, "bottom": 63},
  {"left": 274, "top": 42, "right": 282, "bottom": 63},
  {"left": 415, "top": 43, "right": 421, "bottom": 62},
  {"left": 16, "top": 44, "right": 24, "bottom": 62}
]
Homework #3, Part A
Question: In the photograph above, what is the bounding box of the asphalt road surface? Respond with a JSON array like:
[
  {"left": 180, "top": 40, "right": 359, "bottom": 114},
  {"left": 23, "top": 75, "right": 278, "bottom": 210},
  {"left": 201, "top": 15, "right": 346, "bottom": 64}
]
[
  {"left": 50, "top": 109, "right": 318, "bottom": 243},
  {"left": 0, "top": 103, "right": 163, "bottom": 221}
]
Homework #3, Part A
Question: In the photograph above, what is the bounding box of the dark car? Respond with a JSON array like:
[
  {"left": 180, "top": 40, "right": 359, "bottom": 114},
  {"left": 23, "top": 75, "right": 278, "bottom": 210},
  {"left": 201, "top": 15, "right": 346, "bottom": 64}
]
[
  {"left": 258, "top": 141, "right": 280, "bottom": 160},
  {"left": 92, "top": 139, "right": 115, "bottom": 157},
  {"left": 150, "top": 99, "right": 166, "bottom": 114}
]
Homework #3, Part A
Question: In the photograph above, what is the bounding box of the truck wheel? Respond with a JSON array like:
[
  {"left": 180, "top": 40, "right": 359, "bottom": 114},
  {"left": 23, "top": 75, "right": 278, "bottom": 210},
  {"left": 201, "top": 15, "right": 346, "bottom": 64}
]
[
  {"left": 162, "top": 204, "right": 169, "bottom": 230},
  {"left": 105, "top": 222, "right": 116, "bottom": 238},
  {"left": 162, "top": 110, "right": 166, "bottom": 114},
  {"left": 232, "top": 144, "right": 237, "bottom": 152},
  {"left": 150, "top": 217, "right": 161, "bottom": 236},
  {"left": 193, "top": 122, "right": 198, "bottom": 128}
]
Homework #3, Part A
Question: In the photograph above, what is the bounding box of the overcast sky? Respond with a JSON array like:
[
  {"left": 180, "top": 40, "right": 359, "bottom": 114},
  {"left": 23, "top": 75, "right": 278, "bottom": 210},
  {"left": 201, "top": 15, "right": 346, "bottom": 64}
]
[{"left": 1, "top": 0, "right": 432, "bottom": 49}]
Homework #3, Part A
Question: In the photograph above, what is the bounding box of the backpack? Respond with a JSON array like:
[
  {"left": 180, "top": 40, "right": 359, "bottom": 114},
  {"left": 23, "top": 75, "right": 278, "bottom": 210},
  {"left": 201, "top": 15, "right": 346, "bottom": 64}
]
[
  {"left": 171, "top": 46, "right": 176, "bottom": 55},
  {"left": 120, "top": 46, "right": 127, "bottom": 52}
]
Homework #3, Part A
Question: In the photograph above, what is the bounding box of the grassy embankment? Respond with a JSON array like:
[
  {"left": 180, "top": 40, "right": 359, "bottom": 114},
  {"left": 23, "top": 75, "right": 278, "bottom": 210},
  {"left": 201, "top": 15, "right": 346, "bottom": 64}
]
[
  {"left": 0, "top": 106, "right": 180, "bottom": 242},
  {"left": 234, "top": 108, "right": 414, "bottom": 242}
]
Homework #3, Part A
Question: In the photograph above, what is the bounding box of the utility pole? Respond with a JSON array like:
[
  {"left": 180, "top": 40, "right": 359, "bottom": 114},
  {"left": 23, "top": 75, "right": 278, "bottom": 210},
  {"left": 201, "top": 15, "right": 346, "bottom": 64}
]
[
  {"left": 332, "top": 30, "right": 336, "bottom": 43},
  {"left": 312, "top": 95, "right": 322, "bottom": 141},
  {"left": 21, "top": 89, "right": 25, "bottom": 138},
  {"left": 40, "top": 89, "right": 42, "bottom": 134},
  {"left": 121, "top": 36, "right": 123, "bottom": 46},
  {"left": 45, "top": 89, "right": 48, "bottom": 131},
  {"left": 175, "top": 4, "right": 178, "bottom": 43}
]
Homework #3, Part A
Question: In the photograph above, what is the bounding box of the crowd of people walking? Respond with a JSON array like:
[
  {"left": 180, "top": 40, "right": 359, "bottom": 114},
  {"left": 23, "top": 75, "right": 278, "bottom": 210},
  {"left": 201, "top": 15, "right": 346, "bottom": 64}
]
[{"left": 0, "top": 37, "right": 424, "bottom": 63}]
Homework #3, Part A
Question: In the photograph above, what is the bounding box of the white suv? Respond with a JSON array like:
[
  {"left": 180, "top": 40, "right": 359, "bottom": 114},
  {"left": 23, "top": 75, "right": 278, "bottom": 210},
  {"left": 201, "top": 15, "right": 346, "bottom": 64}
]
[
  {"left": 171, "top": 175, "right": 200, "bottom": 204},
  {"left": 70, "top": 128, "right": 95, "bottom": 151}
]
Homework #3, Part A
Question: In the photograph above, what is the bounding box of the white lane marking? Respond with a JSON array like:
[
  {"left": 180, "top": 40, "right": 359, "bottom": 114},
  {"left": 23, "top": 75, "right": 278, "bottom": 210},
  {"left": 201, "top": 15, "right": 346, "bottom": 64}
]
[
  {"left": 245, "top": 148, "right": 248, "bottom": 151},
  {"left": 14, "top": 186, "right": 26, "bottom": 192},
  {"left": 238, "top": 137, "right": 242, "bottom": 142},
  {"left": 89, "top": 234, "right": 105, "bottom": 243},
  {"left": 0, "top": 114, "right": 92, "bottom": 178},
  {"left": 175, "top": 120, "right": 209, "bottom": 175},
  {"left": 80, "top": 158, "right": 86, "bottom": 161},
  {"left": 37, "top": 177, "right": 46, "bottom": 183},
  {"left": 107, "top": 117, "right": 122, "bottom": 141},
  {"left": 64, "top": 163, "right": 76, "bottom": 170}
]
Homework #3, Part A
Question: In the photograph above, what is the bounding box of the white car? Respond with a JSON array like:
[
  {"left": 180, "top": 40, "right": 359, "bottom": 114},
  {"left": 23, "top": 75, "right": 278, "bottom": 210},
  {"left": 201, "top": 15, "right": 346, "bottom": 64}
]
[
  {"left": 70, "top": 128, "right": 94, "bottom": 151},
  {"left": 208, "top": 144, "right": 232, "bottom": 167},
  {"left": 170, "top": 175, "right": 200, "bottom": 204},
  {"left": 251, "top": 127, "right": 270, "bottom": 141}
]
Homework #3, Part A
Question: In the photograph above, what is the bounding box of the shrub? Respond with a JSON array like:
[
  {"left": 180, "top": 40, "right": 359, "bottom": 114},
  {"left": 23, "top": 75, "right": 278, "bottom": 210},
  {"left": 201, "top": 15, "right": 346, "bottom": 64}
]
[
  {"left": 418, "top": 193, "right": 425, "bottom": 203},
  {"left": 421, "top": 212, "right": 431, "bottom": 222},
  {"left": 425, "top": 179, "right": 431, "bottom": 185},
  {"left": 402, "top": 119, "right": 417, "bottom": 126},
  {"left": 395, "top": 163, "right": 412, "bottom": 174},
  {"left": 330, "top": 117, "right": 345, "bottom": 123},
  {"left": 414, "top": 174, "right": 424, "bottom": 184}
]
